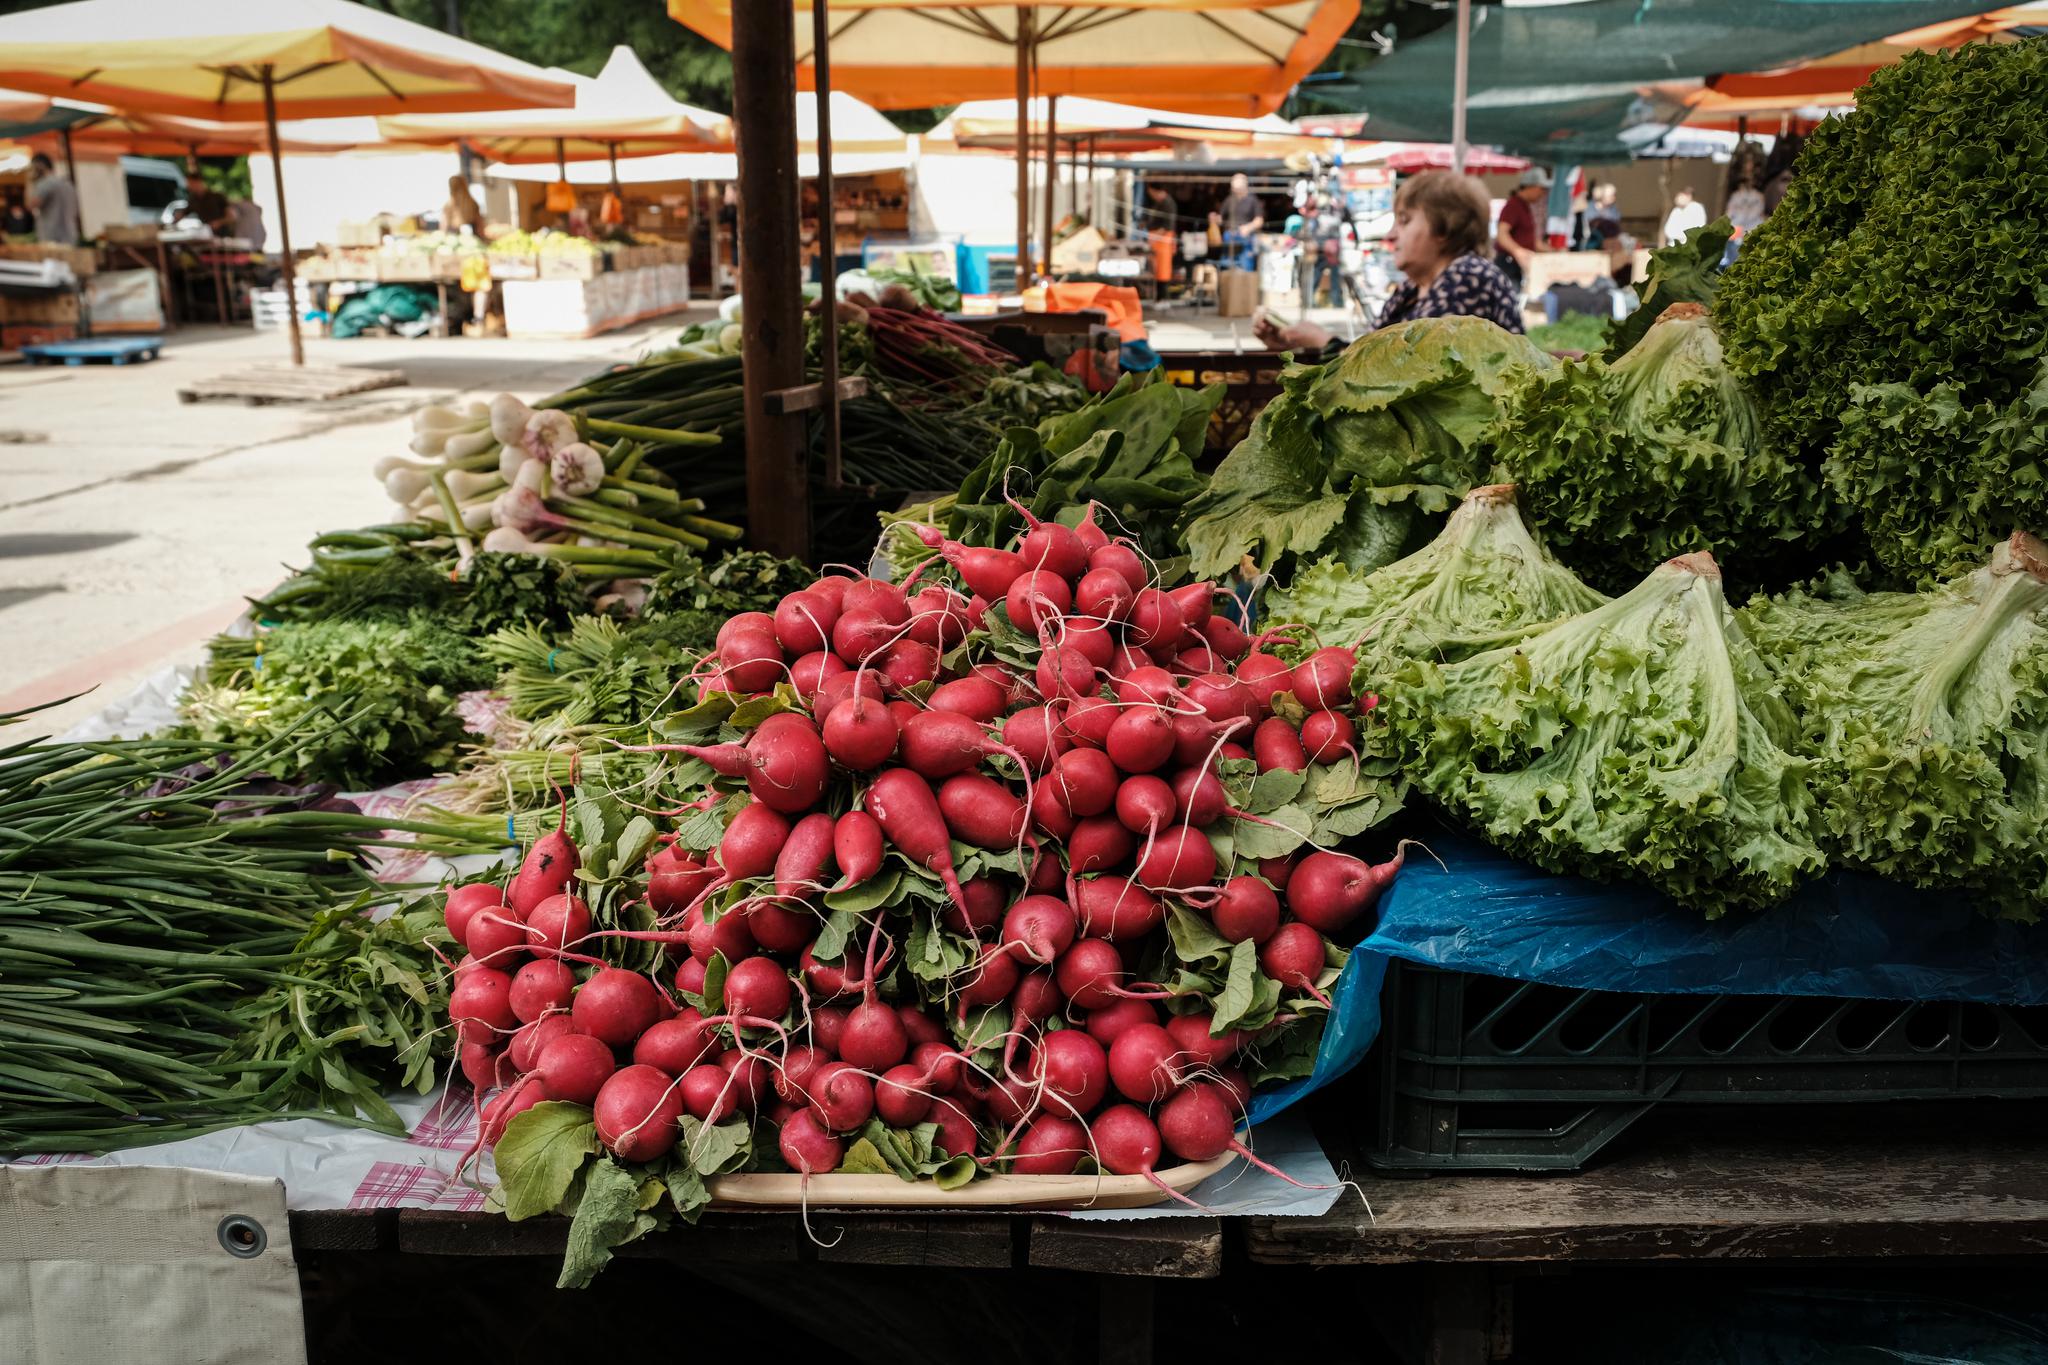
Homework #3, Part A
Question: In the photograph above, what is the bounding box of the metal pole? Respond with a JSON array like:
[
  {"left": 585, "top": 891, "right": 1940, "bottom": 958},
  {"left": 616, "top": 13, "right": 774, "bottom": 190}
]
[
  {"left": 733, "top": 0, "right": 811, "bottom": 560},
  {"left": 1086, "top": 134, "right": 1097, "bottom": 226},
  {"left": 58, "top": 127, "right": 80, "bottom": 243},
  {"left": 607, "top": 141, "right": 620, "bottom": 193},
  {"left": 1042, "top": 93, "right": 1058, "bottom": 277},
  {"left": 810, "top": 0, "right": 842, "bottom": 488},
  {"left": 1014, "top": 6, "right": 1032, "bottom": 290},
  {"left": 1451, "top": 0, "right": 1472, "bottom": 174},
  {"left": 260, "top": 67, "right": 304, "bottom": 367}
]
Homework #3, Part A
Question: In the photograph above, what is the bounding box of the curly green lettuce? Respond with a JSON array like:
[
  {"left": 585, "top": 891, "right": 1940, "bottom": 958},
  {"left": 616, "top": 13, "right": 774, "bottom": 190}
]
[
  {"left": 1387, "top": 551, "right": 1824, "bottom": 916},
  {"left": 1266, "top": 483, "right": 1606, "bottom": 678},
  {"left": 1491, "top": 305, "right": 1824, "bottom": 592},
  {"left": 1740, "top": 532, "right": 2048, "bottom": 918}
]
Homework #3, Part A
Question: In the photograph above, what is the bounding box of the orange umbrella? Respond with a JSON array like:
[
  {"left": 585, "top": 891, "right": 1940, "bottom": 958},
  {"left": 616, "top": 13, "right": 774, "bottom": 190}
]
[{"left": 47, "top": 110, "right": 368, "bottom": 160}]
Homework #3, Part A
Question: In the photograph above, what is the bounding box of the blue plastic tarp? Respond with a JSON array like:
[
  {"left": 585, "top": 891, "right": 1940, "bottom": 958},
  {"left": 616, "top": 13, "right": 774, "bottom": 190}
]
[{"left": 1248, "top": 832, "right": 2048, "bottom": 1125}]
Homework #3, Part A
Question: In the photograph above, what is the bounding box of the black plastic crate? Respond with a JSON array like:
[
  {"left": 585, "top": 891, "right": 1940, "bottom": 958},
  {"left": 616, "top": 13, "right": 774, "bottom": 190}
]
[{"left": 1365, "top": 960, "right": 2048, "bottom": 1171}]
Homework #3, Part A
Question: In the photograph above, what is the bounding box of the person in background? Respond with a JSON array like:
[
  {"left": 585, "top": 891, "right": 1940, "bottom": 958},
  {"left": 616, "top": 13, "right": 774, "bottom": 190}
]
[
  {"left": 229, "top": 197, "right": 265, "bottom": 245},
  {"left": 1724, "top": 175, "right": 1765, "bottom": 234},
  {"left": 26, "top": 153, "right": 79, "bottom": 245},
  {"left": 1257, "top": 170, "right": 1521, "bottom": 354},
  {"left": 1586, "top": 182, "right": 1621, "bottom": 238},
  {"left": 442, "top": 174, "right": 484, "bottom": 233},
  {"left": 183, "top": 171, "right": 231, "bottom": 235},
  {"left": 1662, "top": 186, "right": 1708, "bottom": 246},
  {"left": 1211, "top": 171, "right": 1264, "bottom": 271},
  {"left": 2, "top": 195, "right": 35, "bottom": 239},
  {"left": 1494, "top": 166, "right": 1550, "bottom": 285},
  {"left": 1139, "top": 180, "right": 1179, "bottom": 233}
]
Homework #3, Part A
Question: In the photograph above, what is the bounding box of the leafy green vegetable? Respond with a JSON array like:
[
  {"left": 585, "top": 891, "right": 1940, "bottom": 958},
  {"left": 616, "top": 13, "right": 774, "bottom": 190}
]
[
  {"left": 1491, "top": 306, "right": 1824, "bottom": 592},
  {"left": 1740, "top": 532, "right": 2048, "bottom": 918},
  {"left": 483, "top": 614, "right": 701, "bottom": 738},
  {"left": 1715, "top": 41, "right": 2048, "bottom": 586},
  {"left": 641, "top": 548, "right": 813, "bottom": 621},
  {"left": 1266, "top": 483, "right": 1606, "bottom": 678},
  {"left": 1387, "top": 551, "right": 1825, "bottom": 916},
  {"left": 493, "top": 1101, "right": 601, "bottom": 1221},
  {"left": 1603, "top": 218, "right": 1734, "bottom": 361},
  {"left": 1180, "top": 317, "right": 1553, "bottom": 579},
  {"left": 946, "top": 370, "right": 1217, "bottom": 564},
  {"left": 454, "top": 552, "right": 590, "bottom": 635}
]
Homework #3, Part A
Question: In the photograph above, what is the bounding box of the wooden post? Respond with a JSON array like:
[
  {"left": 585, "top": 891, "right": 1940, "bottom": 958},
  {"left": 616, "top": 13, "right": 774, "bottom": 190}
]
[
  {"left": 810, "top": 0, "right": 842, "bottom": 488},
  {"left": 1014, "top": 6, "right": 1031, "bottom": 288},
  {"left": 732, "top": 0, "right": 811, "bottom": 560},
  {"left": 57, "top": 127, "right": 81, "bottom": 244},
  {"left": 1042, "top": 92, "right": 1058, "bottom": 276},
  {"left": 1450, "top": 0, "right": 1472, "bottom": 174},
  {"left": 260, "top": 67, "right": 304, "bottom": 367}
]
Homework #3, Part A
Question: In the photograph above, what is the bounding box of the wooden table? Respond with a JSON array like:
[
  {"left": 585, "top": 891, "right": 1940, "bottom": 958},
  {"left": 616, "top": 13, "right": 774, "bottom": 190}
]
[{"left": 1247, "top": 1121, "right": 2048, "bottom": 1364}]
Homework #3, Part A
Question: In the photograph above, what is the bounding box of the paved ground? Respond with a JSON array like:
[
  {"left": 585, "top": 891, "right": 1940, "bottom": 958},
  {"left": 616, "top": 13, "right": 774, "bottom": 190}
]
[{"left": 0, "top": 301, "right": 1339, "bottom": 739}]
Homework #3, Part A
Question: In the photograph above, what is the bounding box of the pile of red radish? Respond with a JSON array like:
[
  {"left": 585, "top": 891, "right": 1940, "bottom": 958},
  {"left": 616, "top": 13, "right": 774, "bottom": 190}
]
[{"left": 439, "top": 501, "right": 1403, "bottom": 1200}]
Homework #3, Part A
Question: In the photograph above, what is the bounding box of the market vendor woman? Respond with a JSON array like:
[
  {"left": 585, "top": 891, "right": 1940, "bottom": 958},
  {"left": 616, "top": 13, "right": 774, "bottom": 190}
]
[{"left": 1256, "top": 170, "right": 1523, "bottom": 355}]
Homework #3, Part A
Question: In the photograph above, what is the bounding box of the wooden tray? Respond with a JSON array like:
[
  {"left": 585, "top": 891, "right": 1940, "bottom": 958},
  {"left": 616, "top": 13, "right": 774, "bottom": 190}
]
[{"left": 707, "top": 1153, "right": 1235, "bottom": 1210}]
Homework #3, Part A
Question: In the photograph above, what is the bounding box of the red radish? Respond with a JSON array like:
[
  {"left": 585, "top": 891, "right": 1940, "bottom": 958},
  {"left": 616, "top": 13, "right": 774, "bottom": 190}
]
[
  {"left": 1058, "top": 695, "right": 1119, "bottom": 749},
  {"left": 1166, "top": 1011, "right": 1243, "bottom": 1066},
  {"left": 1069, "top": 815, "right": 1135, "bottom": 873},
  {"left": 897, "top": 710, "right": 999, "bottom": 780},
  {"left": 1073, "top": 503, "right": 1111, "bottom": 552},
  {"left": 1089, "top": 542, "right": 1147, "bottom": 592},
  {"left": 481, "top": 1085, "right": 544, "bottom": 1145},
  {"left": 1253, "top": 717, "right": 1308, "bottom": 773},
  {"left": 718, "top": 628, "right": 785, "bottom": 693},
  {"left": 533, "top": 1032, "right": 617, "bottom": 1104},
  {"left": 509, "top": 1013, "right": 579, "bottom": 1073},
  {"left": 508, "top": 959, "right": 576, "bottom": 1023},
  {"left": 832, "top": 810, "right": 885, "bottom": 889},
  {"left": 1169, "top": 712, "right": 1243, "bottom": 768},
  {"left": 1056, "top": 938, "right": 1130, "bottom": 1008},
  {"left": 1012, "top": 1115, "right": 1089, "bottom": 1174},
  {"left": 906, "top": 585, "right": 972, "bottom": 648},
  {"left": 838, "top": 997, "right": 910, "bottom": 1070},
  {"left": 523, "top": 893, "right": 591, "bottom": 958},
  {"left": 983, "top": 1074, "right": 1036, "bottom": 1127},
  {"left": 1001, "top": 894, "right": 1078, "bottom": 964},
  {"left": 1290, "top": 646, "right": 1357, "bottom": 711},
  {"left": 450, "top": 967, "right": 518, "bottom": 1036},
  {"left": 1053, "top": 618, "right": 1117, "bottom": 670},
  {"left": 1201, "top": 613, "right": 1251, "bottom": 662},
  {"left": 786, "top": 650, "right": 848, "bottom": 702},
  {"left": 929, "top": 675, "right": 1009, "bottom": 722},
  {"left": 463, "top": 904, "right": 529, "bottom": 967},
  {"left": 807, "top": 576, "right": 852, "bottom": 608},
  {"left": 1033, "top": 1028, "right": 1109, "bottom": 1115},
  {"left": 900, "top": 1006, "right": 946, "bottom": 1047},
  {"left": 721, "top": 801, "right": 791, "bottom": 880},
  {"left": 1030, "top": 778, "right": 1078, "bottom": 839},
  {"left": 840, "top": 578, "right": 909, "bottom": 624},
  {"left": 938, "top": 772, "right": 1027, "bottom": 849},
  {"left": 1127, "top": 589, "right": 1187, "bottom": 650},
  {"left": 932, "top": 874, "right": 1000, "bottom": 938},
  {"left": 811, "top": 1003, "right": 850, "bottom": 1054},
  {"left": 459, "top": 1040, "right": 502, "bottom": 1091},
  {"left": 1212, "top": 1066, "right": 1251, "bottom": 1110},
  {"left": 723, "top": 956, "right": 794, "bottom": 1021},
  {"left": 1213, "top": 876, "right": 1282, "bottom": 945},
  {"left": 1036, "top": 642, "right": 1098, "bottom": 702},
  {"left": 875, "top": 1064, "right": 935, "bottom": 1126},
  {"left": 572, "top": 968, "right": 663, "bottom": 1048},
  {"left": 509, "top": 815, "right": 578, "bottom": 916},
  {"left": 773, "top": 812, "right": 839, "bottom": 900},
  {"left": 1005, "top": 569, "right": 1072, "bottom": 635},
  {"left": 773, "top": 591, "right": 839, "bottom": 655},
  {"left": 1028, "top": 853, "right": 1064, "bottom": 894},
  {"left": 634, "top": 1009, "right": 723, "bottom": 1074},
  {"left": 1003, "top": 704, "right": 1069, "bottom": 771},
  {"left": 801, "top": 945, "right": 857, "bottom": 1000},
  {"left": 875, "top": 638, "right": 942, "bottom": 692},
  {"left": 1014, "top": 510, "right": 1090, "bottom": 581},
  {"left": 1157, "top": 1083, "right": 1236, "bottom": 1162},
  {"left": 685, "top": 903, "right": 755, "bottom": 964},
  {"left": 867, "top": 769, "right": 969, "bottom": 909},
  {"left": 778, "top": 1108, "right": 845, "bottom": 1174},
  {"left": 1259, "top": 922, "right": 1329, "bottom": 995},
  {"left": 1072, "top": 876, "right": 1166, "bottom": 940},
  {"left": 1115, "top": 665, "right": 1183, "bottom": 710},
  {"left": 1105, "top": 706, "right": 1177, "bottom": 773},
  {"left": 930, "top": 1098, "right": 979, "bottom": 1159},
  {"left": 913, "top": 1041, "right": 964, "bottom": 1093},
  {"left": 1258, "top": 855, "right": 1299, "bottom": 890},
  {"left": 1074, "top": 567, "right": 1136, "bottom": 621},
  {"left": 1235, "top": 653, "right": 1294, "bottom": 715},
  {"left": 1106, "top": 642, "right": 1153, "bottom": 679},
  {"left": 1133, "top": 826, "right": 1218, "bottom": 891},
  {"left": 720, "top": 1050, "right": 769, "bottom": 1112},
  {"left": 1175, "top": 641, "right": 1223, "bottom": 674},
  {"left": 1301, "top": 710, "right": 1355, "bottom": 764},
  {"left": 1085, "top": 996, "right": 1159, "bottom": 1046},
  {"left": 1012, "top": 970, "right": 1064, "bottom": 1026},
  {"left": 807, "top": 1060, "right": 876, "bottom": 1132},
  {"left": 1052, "top": 748, "right": 1119, "bottom": 818},
  {"left": 1109, "top": 1023, "right": 1184, "bottom": 1103},
  {"left": 1182, "top": 673, "right": 1252, "bottom": 726},
  {"left": 443, "top": 882, "right": 501, "bottom": 943},
  {"left": 956, "top": 942, "right": 1020, "bottom": 1007},
  {"left": 680, "top": 1064, "right": 742, "bottom": 1123},
  {"left": 716, "top": 612, "right": 775, "bottom": 651},
  {"left": 831, "top": 610, "right": 897, "bottom": 664},
  {"left": 673, "top": 740, "right": 751, "bottom": 779},
  {"left": 593, "top": 1064, "right": 685, "bottom": 1162},
  {"left": 1115, "top": 775, "right": 1177, "bottom": 835},
  {"left": 1170, "top": 766, "right": 1229, "bottom": 827},
  {"left": 1091, "top": 1105, "right": 1189, "bottom": 1201},
  {"left": 810, "top": 668, "right": 885, "bottom": 719},
  {"left": 1288, "top": 846, "right": 1407, "bottom": 934},
  {"left": 773, "top": 1045, "right": 831, "bottom": 1104},
  {"left": 1220, "top": 742, "right": 1254, "bottom": 763},
  {"left": 674, "top": 957, "right": 707, "bottom": 996},
  {"left": 742, "top": 897, "right": 813, "bottom": 954},
  {"left": 920, "top": 534, "right": 1029, "bottom": 601}
]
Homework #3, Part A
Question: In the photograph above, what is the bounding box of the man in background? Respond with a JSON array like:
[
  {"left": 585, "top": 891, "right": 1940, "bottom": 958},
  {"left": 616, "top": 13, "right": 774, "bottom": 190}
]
[
  {"left": 27, "top": 153, "right": 78, "bottom": 245},
  {"left": 1494, "top": 167, "right": 1550, "bottom": 286},
  {"left": 1662, "top": 186, "right": 1708, "bottom": 246},
  {"left": 183, "top": 170, "right": 232, "bottom": 235},
  {"left": 1212, "top": 172, "right": 1264, "bottom": 271}
]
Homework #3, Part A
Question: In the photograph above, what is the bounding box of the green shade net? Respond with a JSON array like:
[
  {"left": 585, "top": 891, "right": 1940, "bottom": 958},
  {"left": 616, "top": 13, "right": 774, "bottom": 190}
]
[
  {"left": 1305, "top": 0, "right": 1999, "bottom": 160},
  {"left": 0, "top": 105, "right": 104, "bottom": 141}
]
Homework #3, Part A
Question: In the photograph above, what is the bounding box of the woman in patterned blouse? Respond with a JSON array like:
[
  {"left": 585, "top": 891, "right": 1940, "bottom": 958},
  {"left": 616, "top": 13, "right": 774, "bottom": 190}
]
[{"left": 1255, "top": 170, "right": 1525, "bottom": 356}]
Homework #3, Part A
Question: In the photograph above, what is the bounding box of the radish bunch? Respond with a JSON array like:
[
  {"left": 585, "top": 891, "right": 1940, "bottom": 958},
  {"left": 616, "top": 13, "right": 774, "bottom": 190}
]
[{"left": 443, "top": 501, "right": 1404, "bottom": 1203}]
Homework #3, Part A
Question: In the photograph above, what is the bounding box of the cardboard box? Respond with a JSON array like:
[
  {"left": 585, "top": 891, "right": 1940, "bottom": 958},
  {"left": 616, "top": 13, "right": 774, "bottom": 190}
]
[
  {"left": 1051, "top": 226, "right": 1106, "bottom": 276},
  {"left": 538, "top": 252, "right": 601, "bottom": 281},
  {"left": 0, "top": 290, "right": 81, "bottom": 325},
  {"left": 1217, "top": 268, "right": 1258, "bottom": 318},
  {"left": 488, "top": 254, "right": 538, "bottom": 280},
  {"left": 0, "top": 321, "right": 79, "bottom": 351}
]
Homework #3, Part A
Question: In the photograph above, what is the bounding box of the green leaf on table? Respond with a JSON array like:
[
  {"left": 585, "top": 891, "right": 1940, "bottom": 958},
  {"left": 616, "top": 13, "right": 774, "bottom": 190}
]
[
  {"left": 837, "top": 1138, "right": 897, "bottom": 1176},
  {"left": 1211, "top": 940, "right": 1283, "bottom": 1036},
  {"left": 1165, "top": 904, "right": 1231, "bottom": 967},
  {"left": 822, "top": 871, "right": 900, "bottom": 918},
  {"left": 678, "top": 1115, "right": 752, "bottom": 1176},
  {"left": 932, "top": 1155, "right": 979, "bottom": 1190},
  {"left": 494, "top": 1101, "right": 599, "bottom": 1222},
  {"left": 557, "top": 1157, "right": 653, "bottom": 1289},
  {"left": 811, "top": 904, "right": 862, "bottom": 963},
  {"left": 614, "top": 815, "right": 659, "bottom": 874},
  {"left": 673, "top": 797, "right": 733, "bottom": 853},
  {"left": 1247, "top": 767, "right": 1307, "bottom": 813},
  {"left": 699, "top": 950, "right": 729, "bottom": 1018},
  {"left": 1232, "top": 803, "right": 1312, "bottom": 860},
  {"left": 729, "top": 687, "right": 796, "bottom": 730}
]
